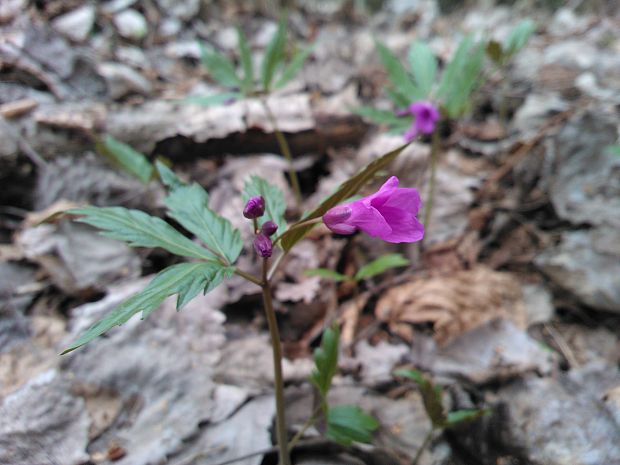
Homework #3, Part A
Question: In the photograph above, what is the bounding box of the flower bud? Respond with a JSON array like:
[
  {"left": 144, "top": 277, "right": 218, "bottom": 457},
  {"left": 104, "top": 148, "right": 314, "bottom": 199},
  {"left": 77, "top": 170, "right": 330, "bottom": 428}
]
[
  {"left": 243, "top": 196, "right": 265, "bottom": 219},
  {"left": 261, "top": 220, "right": 278, "bottom": 236},
  {"left": 253, "top": 233, "right": 273, "bottom": 258}
]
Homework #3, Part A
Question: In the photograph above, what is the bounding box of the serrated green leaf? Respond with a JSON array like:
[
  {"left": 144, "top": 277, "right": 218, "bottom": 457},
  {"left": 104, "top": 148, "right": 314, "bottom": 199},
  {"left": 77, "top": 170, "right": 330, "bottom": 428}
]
[
  {"left": 261, "top": 15, "right": 287, "bottom": 91},
  {"left": 352, "top": 106, "right": 406, "bottom": 127},
  {"left": 184, "top": 92, "right": 241, "bottom": 107},
  {"left": 310, "top": 325, "right": 340, "bottom": 398},
  {"left": 199, "top": 42, "right": 242, "bottom": 88},
  {"left": 304, "top": 268, "right": 350, "bottom": 282},
  {"left": 237, "top": 27, "right": 254, "bottom": 94},
  {"left": 504, "top": 19, "right": 535, "bottom": 57},
  {"left": 375, "top": 39, "right": 424, "bottom": 101},
  {"left": 354, "top": 253, "right": 409, "bottom": 281},
  {"left": 242, "top": 176, "right": 286, "bottom": 234},
  {"left": 437, "top": 36, "right": 485, "bottom": 118},
  {"left": 165, "top": 183, "right": 243, "bottom": 265},
  {"left": 70, "top": 206, "right": 216, "bottom": 261},
  {"left": 273, "top": 43, "right": 314, "bottom": 90},
  {"left": 407, "top": 41, "right": 437, "bottom": 98},
  {"left": 445, "top": 409, "right": 488, "bottom": 427},
  {"left": 327, "top": 405, "right": 379, "bottom": 446},
  {"left": 155, "top": 159, "right": 185, "bottom": 191},
  {"left": 61, "top": 262, "right": 233, "bottom": 354},
  {"left": 280, "top": 143, "right": 408, "bottom": 252},
  {"left": 96, "top": 135, "right": 154, "bottom": 184},
  {"left": 394, "top": 368, "right": 446, "bottom": 428}
]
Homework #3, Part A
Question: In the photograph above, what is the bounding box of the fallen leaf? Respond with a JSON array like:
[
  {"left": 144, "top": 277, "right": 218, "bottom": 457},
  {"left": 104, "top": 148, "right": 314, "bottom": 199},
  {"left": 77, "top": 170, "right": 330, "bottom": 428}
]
[{"left": 375, "top": 266, "right": 526, "bottom": 345}]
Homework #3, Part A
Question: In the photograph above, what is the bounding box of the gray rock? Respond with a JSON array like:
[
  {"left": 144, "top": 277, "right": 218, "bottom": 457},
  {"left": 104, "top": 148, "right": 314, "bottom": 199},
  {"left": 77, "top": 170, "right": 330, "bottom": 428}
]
[
  {"left": 155, "top": 0, "right": 200, "bottom": 21},
  {"left": 0, "top": 262, "right": 36, "bottom": 352},
  {"left": 433, "top": 319, "right": 555, "bottom": 384},
  {"left": 63, "top": 282, "right": 238, "bottom": 465},
  {"left": 0, "top": 370, "right": 90, "bottom": 465},
  {"left": 491, "top": 364, "right": 620, "bottom": 465},
  {"left": 51, "top": 5, "right": 96, "bottom": 43},
  {"left": 536, "top": 228, "right": 620, "bottom": 313},
  {"left": 548, "top": 109, "right": 620, "bottom": 228},
  {"left": 97, "top": 61, "right": 152, "bottom": 99},
  {"left": 17, "top": 221, "right": 141, "bottom": 296},
  {"left": 113, "top": 9, "right": 148, "bottom": 41},
  {"left": 522, "top": 283, "right": 555, "bottom": 325}
]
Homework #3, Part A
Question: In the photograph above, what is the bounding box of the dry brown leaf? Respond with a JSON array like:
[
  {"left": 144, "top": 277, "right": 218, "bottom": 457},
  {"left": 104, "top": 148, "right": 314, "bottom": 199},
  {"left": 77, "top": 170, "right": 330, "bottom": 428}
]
[{"left": 375, "top": 266, "right": 526, "bottom": 346}]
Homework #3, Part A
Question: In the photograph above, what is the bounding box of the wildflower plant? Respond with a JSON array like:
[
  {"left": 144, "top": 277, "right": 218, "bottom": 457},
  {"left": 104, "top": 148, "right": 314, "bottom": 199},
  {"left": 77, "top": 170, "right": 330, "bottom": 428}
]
[
  {"left": 190, "top": 15, "right": 315, "bottom": 210},
  {"left": 62, "top": 140, "right": 423, "bottom": 464}
]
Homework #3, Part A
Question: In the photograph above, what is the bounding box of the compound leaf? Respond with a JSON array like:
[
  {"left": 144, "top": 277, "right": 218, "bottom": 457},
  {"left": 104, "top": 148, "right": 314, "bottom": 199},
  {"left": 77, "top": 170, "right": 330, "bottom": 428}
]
[
  {"left": 407, "top": 40, "right": 437, "bottom": 98},
  {"left": 310, "top": 325, "right": 340, "bottom": 398},
  {"left": 96, "top": 135, "right": 154, "bottom": 184},
  {"left": 261, "top": 14, "right": 287, "bottom": 91},
  {"left": 199, "top": 42, "right": 242, "bottom": 88},
  {"left": 327, "top": 405, "right": 379, "bottom": 446},
  {"left": 70, "top": 206, "right": 215, "bottom": 261}
]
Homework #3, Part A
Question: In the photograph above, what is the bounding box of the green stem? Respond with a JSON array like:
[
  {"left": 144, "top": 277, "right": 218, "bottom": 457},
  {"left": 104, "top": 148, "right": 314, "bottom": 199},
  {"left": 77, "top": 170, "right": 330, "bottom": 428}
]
[
  {"left": 234, "top": 268, "right": 262, "bottom": 286},
  {"left": 412, "top": 428, "right": 434, "bottom": 465},
  {"left": 422, "top": 129, "right": 440, "bottom": 248},
  {"left": 287, "top": 406, "right": 321, "bottom": 453},
  {"left": 261, "top": 98, "right": 303, "bottom": 212},
  {"left": 274, "top": 217, "right": 323, "bottom": 246},
  {"left": 261, "top": 258, "right": 292, "bottom": 465}
]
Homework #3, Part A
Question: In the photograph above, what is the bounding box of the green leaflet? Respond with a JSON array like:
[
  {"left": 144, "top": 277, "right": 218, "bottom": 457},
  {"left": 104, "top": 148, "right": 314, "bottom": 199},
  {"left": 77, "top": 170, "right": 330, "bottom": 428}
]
[
  {"left": 504, "top": 19, "right": 535, "bottom": 57},
  {"left": 352, "top": 106, "right": 407, "bottom": 128},
  {"left": 70, "top": 206, "right": 216, "bottom": 261},
  {"left": 261, "top": 15, "right": 287, "bottom": 91},
  {"left": 96, "top": 135, "right": 154, "bottom": 184},
  {"left": 199, "top": 42, "right": 242, "bottom": 88},
  {"left": 326, "top": 404, "right": 380, "bottom": 446},
  {"left": 375, "top": 39, "right": 424, "bottom": 101},
  {"left": 407, "top": 41, "right": 437, "bottom": 99},
  {"left": 273, "top": 43, "right": 314, "bottom": 90},
  {"left": 236, "top": 27, "right": 254, "bottom": 94},
  {"left": 310, "top": 325, "right": 340, "bottom": 398},
  {"left": 155, "top": 159, "right": 185, "bottom": 190},
  {"left": 354, "top": 253, "right": 409, "bottom": 281},
  {"left": 394, "top": 368, "right": 446, "bottom": 427},
  {"left": 165, "top": 183, "right": 243, "bottom": 265},
  {"left": 280, "top": 143, "right": 409, "bottom": 252},
  {"left": 304, "top": 268, "right": 350, "bottom": 283},
  {"left": 61, "top": 262, "right": 233, "bottom": 354},
  {"left": 242, "top": 175, "right": 287, "bottom": 233}
]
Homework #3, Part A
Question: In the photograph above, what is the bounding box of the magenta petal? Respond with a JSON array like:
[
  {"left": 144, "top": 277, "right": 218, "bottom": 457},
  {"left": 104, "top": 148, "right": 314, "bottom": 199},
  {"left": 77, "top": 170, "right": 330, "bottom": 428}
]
[
  {"left": 375, "top": 206, "right": 424, "bottom": 243},
  {"left": 348, "top": 202, "right": 392, "bottom": 239},
  {"left": 323, "top": 205, "right": 357, "bottom": 235},
  {"left": 415, "top": 118, "right": 436, "bottom": 134},
  {"left": 381, "top": 187, "right": 422, "bottom": 215},
  {"left": 404, "top": 125, "right": 418, "bottom": 142},
  {"left": 367, "top": 176, "right": 399, "bottom": 207}
]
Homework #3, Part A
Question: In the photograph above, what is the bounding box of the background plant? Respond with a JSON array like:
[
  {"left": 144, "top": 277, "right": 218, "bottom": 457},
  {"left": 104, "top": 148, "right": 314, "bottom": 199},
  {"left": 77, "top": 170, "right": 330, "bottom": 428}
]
[
  {"left": 191, "top": 14, "right": 314, "bottom": 211},
  {"left": 394, "top": 368, "right": 488, "bottom": 464}
]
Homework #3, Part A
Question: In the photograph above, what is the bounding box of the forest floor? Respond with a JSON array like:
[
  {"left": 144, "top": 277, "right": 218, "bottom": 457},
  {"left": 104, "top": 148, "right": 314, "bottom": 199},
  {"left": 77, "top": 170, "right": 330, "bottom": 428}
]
[{"left": 1, "top": 1, "right": 620, "bottom": 465}]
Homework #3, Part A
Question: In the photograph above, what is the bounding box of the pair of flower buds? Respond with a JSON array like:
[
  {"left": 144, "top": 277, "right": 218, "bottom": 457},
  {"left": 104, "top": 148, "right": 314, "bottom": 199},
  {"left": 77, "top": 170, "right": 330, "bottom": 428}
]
[
  {"left": 243, "top": 196, "right": 277, "bottom": 258},
  {"left": 243, "top": 176, "right": 425, "bottom": 259}
]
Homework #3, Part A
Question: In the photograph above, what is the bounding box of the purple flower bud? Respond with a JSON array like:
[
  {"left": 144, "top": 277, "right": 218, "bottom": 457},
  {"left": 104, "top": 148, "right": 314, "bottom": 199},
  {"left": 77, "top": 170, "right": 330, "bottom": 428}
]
[
  {"left": 243, "top": 196, "right": 265, "bottom": 219},
  {"left": 261, "top": 220, "right": 278, "bottom": 236},
  {"left": 253, "top": 233, "right": 273, "bottom": 258}
]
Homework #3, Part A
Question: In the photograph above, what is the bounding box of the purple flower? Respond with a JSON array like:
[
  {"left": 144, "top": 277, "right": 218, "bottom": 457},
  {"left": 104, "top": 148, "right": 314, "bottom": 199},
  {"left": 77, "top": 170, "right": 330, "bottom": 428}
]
[
  {"left": 401, "top": 101, "right": 440, "bottom": 142},
  {"left": 322, "top": 176, "right": 424, "bottom": 243},
  {"left": 253, "top": 233, "right": 273, "bottom": 258},
  {"left": 261, "top": 220, "right": 278, "bottom": 236},
  {"left": 243, "top": 196, "right": 265, "bottom": 219}
]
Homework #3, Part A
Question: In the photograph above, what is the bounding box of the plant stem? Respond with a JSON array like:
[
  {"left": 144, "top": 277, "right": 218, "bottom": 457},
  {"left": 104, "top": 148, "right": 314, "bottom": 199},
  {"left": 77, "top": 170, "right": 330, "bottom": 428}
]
[
  {"left": 422, "top": 129, "right": 440, "bottom": 248},
  {"left": 260, "top": 98, "right": 303, "bottom": 212},
  {"left": 234, "top": 268, "right": 262, "bottom": 286},
  {"left": 287, "top": 406, "right": 321, "bottom": 452},
  {"left": 261, "top": 258, "right": 292, "bottom": 465},
  {"left": 412, "top": 429, "right": 434, "bottom": 465}
]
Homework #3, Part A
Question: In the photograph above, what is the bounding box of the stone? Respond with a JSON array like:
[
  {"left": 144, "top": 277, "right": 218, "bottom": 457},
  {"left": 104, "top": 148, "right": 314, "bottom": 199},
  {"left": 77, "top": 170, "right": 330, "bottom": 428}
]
[
  {"left": 0, "top": 370, "right": 90, "bottom": 465},
  {"left": 51, "top": 5, "right": 96, "bottom": 43},
  {"left": 113, "top": 9, "right": 148, "bottom": 41},
  {"left": 155, "top": 0, "right": 200, "bottom": 21},
  {"left": 97, "top": 62, "right": 152, "bottom": 99}
]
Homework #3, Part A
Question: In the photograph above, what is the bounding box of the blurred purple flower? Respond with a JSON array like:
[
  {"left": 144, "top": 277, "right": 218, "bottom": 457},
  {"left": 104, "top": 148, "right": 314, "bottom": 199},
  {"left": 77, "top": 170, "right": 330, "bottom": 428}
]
[
  {"left": 322, "top": 176, "right": 424, "bottom": 243},
  {"left": 253, "top": 233, "right": 273, "bottom": 258},
  {"left": 261, "top": 220, "right": 278, "bottom": 236},
  {"left": 400, "top": 101, "right": 440, "bottom": 142},
  {"left": 243, "top": 196, "right": 265, "bottom": 219}
]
